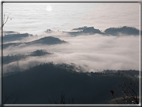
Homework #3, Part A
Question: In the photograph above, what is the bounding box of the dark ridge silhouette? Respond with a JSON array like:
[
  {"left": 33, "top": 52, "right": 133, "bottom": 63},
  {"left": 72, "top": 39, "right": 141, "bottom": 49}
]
[
  {"left": 3, "top": 36, "right": 67, "bottom": 49},
  {"left": 73, "top": 26, "right": 102, "bottom": 34},
  {"left": 29, "top": 50, "right": 52, "bottom": 56},
  {"left": 3, "top": 42, "right": 22, "bottom": 49},
  {"left": 3, "top": 50, "right": 53, "bottom": 64},
  {"left": 67, "top": 26, "right": 104, "bottom": 36},
  {"left": 3, "top": 33, "right": 33, "bottom": 42},
  {"left": 45, "top": 29, "right": 52, "bottom": 33},
  {"left": 104, "top": 26, "right": 140, "bottom": 35},
  {"left": 66, "top": 26, "right": 141, "bottom": 36},
  {"left": 28, "top": 36, "right": 67, "bottom": 45},
  {"left": 3, "top": 63, "right": 139, "bottom": 104},
  {"left": 3, "top": 26, "right": 141, "bottom": 42},
  {"left": 3, "top": 54, "right": 26, "bottom": 64},
  {"left": 3, "top": 31, "right": 18, "bottom": 34}
]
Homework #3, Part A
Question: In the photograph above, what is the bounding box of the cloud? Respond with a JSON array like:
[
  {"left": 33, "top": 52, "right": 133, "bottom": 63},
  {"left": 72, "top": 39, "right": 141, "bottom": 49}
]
[{"left": 3, "top": 30, "right": 139, "bottom": 73}]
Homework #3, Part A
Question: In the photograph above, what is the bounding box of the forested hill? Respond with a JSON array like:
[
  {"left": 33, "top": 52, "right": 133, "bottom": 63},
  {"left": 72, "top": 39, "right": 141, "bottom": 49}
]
[{"left": 3, "top": 63, "right": 139, "bottom": 104}]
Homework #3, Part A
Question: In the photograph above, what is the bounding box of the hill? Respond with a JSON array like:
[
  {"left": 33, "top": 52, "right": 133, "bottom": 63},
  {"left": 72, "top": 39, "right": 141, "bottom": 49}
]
[
  {"left": 3, "top": 50, "right": 52, "bottom": 64},
  {"left": 3, "top": 36, "right": 67, "bottom": 49},
  {"left": 3, "top": 63, "right": 139, "bottom": 104}
]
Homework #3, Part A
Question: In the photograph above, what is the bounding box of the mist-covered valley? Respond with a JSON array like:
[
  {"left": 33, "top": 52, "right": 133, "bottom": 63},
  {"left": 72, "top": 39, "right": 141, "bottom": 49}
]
[
  {"left": 2, "top": 26, "right": 140, "bottom": 104},
  {"left": 3, "top": 26, "right": 140, "bottom": 74}
]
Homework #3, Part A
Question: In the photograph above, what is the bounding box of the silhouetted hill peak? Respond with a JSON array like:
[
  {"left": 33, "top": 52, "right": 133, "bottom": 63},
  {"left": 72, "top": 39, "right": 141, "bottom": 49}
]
[
  {"left": 29, "top": 50, "right": 52, "bottom": 56},
  {"left": 3, "top": 50, "right": 53, "bottom": 64},
  {"left": 3, "top": 36, "right": 67, "bottom": 49},
  {"left": 30, "top": 36, "right": 67, "bottom": 45},
  {"left": 45, "top": 29, "right": 52, "bottom": 33},
  {"left": 68, "top": 26, "right": 103, "bottom": 36},
  {"left": 67, "top": 26, "right": 141, "bottom": 36},
  {"left": 3, "top": 33, "right": 33, "bottom": 42},
  {"left": 104, "top": 26, "right": 140, "bottom": 35}
]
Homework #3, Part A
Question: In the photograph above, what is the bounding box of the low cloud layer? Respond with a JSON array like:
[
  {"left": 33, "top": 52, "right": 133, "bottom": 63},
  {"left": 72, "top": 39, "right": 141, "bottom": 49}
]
[{"left": 3, "top": 26, "right": 140, "bottom": 73}]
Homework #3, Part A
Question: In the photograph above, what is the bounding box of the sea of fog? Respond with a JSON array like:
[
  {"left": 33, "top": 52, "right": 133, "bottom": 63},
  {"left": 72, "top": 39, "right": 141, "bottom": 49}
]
[{"left": 3, "top": 31, "right": 140, "bottom": 73}]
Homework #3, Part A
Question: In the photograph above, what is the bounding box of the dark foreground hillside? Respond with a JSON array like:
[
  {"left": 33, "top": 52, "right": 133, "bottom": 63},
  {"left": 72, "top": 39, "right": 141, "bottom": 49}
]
[{"left": 3, "top": 63, "right": 139, "bottom": 104}]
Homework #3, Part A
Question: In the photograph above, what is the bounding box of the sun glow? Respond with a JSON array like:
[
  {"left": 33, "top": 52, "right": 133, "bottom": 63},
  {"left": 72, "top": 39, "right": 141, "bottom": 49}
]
[{"left": 46, "top": 5, "right": 52, "bottom": 12}]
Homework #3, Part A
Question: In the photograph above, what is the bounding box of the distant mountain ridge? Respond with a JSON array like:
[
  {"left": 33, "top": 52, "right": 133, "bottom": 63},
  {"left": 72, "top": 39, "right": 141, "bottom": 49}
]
[
  {"left": 67, "top": 26, "right": 104, "bottom": 35},
  {"left": 3, "top": 33, "right": 33, "bottom": 42},
  {"left": 104, "top": 26, "right": 140, "bottom": 35},
  {"left": 3, "top": 26, "right": 140, "bottom": 48},
  {"left": 67, "top": 26, "right": 141, "bottom": 36},
  {"left": 3, "top": 50, "right": 52, "bottom": 64},
  {"left": 3, "top": 26, "right": 140, "bottom": 43},
  {"left": 3, "top": 36, "right": 67, "bottom": 49},
  {"left": 28, "top": 36, "right": 67, "bottom": 45}
]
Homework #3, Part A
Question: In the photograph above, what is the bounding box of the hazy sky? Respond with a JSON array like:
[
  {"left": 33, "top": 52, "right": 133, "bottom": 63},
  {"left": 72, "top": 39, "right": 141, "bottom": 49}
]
[{"left": 3, "top": 3, "right": 140, "bottom": 35}]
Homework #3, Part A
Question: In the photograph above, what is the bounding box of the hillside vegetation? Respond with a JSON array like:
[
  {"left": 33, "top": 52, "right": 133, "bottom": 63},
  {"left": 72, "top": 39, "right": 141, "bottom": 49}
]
[{"left": 3, "top": 63, "right": 139, "bottom": 104}]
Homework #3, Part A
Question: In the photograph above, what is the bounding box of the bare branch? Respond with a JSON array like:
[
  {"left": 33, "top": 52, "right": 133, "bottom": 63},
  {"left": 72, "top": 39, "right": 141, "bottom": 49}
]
[
  {"left": 3, "top": 94, "right": 13, "bottom": 104},
  {"left": 1, "top": 15, "right": 10, "bottom": 28}
]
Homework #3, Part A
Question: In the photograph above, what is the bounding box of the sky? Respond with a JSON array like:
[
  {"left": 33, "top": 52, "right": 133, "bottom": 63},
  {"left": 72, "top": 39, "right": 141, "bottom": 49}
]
[{"left": 3, "top": 3, "right": 140, "bottom": 35}]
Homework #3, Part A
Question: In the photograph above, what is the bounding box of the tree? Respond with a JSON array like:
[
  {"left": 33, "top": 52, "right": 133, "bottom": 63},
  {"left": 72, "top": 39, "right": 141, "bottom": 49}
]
[
  {"left": 1, "top": 14, "right": 12, "bottom": 28},
  {"left": 110, "top": 80, "right": 139, "bottom": 104}
]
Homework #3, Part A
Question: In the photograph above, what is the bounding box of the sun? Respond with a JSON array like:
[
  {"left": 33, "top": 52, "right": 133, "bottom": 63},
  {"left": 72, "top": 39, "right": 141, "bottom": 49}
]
[{"left": 46, "top": 5, "right": 52, "bottom": 12}]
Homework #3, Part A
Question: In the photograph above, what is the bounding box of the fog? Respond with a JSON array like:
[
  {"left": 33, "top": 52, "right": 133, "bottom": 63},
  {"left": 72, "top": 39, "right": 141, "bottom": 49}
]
[{"left": 3, "top": 30, "right": 140, "bottom": 73}]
